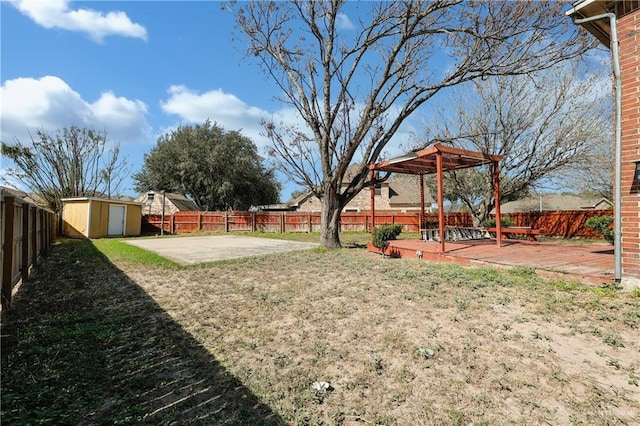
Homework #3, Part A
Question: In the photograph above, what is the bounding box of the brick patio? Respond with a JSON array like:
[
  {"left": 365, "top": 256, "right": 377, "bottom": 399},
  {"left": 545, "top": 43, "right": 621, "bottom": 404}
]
[{"left": 368, "top": 238, "right": 614, "bottom": 287}]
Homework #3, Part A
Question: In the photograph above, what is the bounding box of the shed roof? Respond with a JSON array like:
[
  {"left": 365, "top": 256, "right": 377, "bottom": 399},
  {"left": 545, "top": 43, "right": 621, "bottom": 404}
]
[
  {"left": 372, "top": 143, "right": 502, "bottom": 175},
  {"left": 61, "top": 197, "right": 144, "bottom": 206}
]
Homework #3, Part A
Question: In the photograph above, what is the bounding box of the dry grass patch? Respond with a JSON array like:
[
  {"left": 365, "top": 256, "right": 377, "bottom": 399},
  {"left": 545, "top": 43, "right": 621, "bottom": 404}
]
[
  {"left": 122, "top": 248, "right": 639, "bottom": 425},
  {"left": 2, "top": 239, "right": 638, "bottom": 425}
]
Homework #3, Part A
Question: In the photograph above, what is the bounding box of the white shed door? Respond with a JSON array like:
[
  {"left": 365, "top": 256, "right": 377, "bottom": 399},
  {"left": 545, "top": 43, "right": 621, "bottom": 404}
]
[{"left": 108, "top": 205, "right": 125, "bottom": 236}]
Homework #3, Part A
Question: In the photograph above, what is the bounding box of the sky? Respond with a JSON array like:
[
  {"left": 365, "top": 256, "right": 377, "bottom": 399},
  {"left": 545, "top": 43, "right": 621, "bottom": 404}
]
[
  {"left": 1, "top": 1, "right": 611, "bottom": 202},
  {"left": 1, "top": 0, "right": 334, "bottom": 200}
]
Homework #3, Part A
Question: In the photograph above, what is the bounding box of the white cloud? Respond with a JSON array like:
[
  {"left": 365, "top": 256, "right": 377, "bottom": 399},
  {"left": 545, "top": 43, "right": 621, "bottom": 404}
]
[
  {"left": 336, "top": 12, "right": 356, "bottom": 31},
  {"left": 161, "top": 85, "right": 302, "bottom": 147},
  {"left": 0, "top": 75, "right": 151, "bottom": 145},
  {"left": 159, "top": 84, "right": 420, "bottom": 158},
  {"left": 10, "top": 0, "right": 147, "bottom": 42}
]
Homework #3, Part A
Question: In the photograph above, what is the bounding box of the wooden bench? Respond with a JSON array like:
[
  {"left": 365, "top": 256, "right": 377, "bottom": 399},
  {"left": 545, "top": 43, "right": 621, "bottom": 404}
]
[{"left": 486, "top": 227, "right": 541, "bottom": 242}]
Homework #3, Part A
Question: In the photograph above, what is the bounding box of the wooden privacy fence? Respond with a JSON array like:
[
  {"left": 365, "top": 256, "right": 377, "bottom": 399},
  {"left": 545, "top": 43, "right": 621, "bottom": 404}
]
[
  {"left": 496, "top": 210, "right": 612, "bottom": 239},
  {"left": 1, "top": 193, "right": 56, "bottom": 309},
  {"left": 143, "top": 209, "right": 611, "bottom": 239},
  {"left": 143, "top": 211, "right": 473, "bottom": 234}
]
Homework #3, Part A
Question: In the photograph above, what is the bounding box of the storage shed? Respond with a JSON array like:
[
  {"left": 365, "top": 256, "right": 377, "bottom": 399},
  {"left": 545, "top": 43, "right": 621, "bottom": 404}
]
[{"left": 61, "top": 197, "right": 142, "bottom": 238}]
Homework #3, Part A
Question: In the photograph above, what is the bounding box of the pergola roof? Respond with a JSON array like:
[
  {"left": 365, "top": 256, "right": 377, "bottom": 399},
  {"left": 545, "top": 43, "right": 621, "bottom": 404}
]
[
  {"left": 372, "top": 143, "right": 502, "bottom": 175},
  {"left": 368, "top": 143, "right": 504, "bottom": 252}
]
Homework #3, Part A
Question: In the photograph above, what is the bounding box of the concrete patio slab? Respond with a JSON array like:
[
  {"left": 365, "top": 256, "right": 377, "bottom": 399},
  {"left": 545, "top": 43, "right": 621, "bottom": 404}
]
[
  {"left": 370, "top": 239, "right": 614, "bottom": 286},
  {"left": 124, "top": 235, "right": 318, "bottom": 264}
]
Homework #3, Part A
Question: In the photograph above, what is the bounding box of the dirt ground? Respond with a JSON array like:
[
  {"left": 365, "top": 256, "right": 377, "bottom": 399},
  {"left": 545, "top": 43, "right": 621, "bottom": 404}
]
[
  {"left": 3, "top": 240, "right": 638, "bottom": 425},
  {"left": 122, "top": 249, "right": 639, "bottom": 424}
]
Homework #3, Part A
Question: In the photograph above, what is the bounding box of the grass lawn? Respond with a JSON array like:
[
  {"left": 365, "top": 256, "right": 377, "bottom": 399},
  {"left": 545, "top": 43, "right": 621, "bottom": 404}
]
[{"left": 2, "top": 236, "right": 639, "bottom": 424}]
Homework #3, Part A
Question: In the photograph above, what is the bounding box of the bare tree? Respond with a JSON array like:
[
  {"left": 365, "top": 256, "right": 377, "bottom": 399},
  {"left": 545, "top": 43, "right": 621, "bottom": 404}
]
[
  {"left": 229, "top": 0, "right": 594, "bottom": 248},
  {"left": 1, "top": 126, "right": 128, "bottom": 214},
  {"left": 417, "top": 63, "right": 611, "bottom": 224},
  {"left": 560, "top": 142, "right": 613, "bottom": 200}
]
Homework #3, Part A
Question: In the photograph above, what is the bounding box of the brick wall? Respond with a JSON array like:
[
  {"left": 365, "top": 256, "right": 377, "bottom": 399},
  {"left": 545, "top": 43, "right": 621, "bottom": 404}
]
[{"left": 618, "top": 7, "right": 640, "bottom": 287}]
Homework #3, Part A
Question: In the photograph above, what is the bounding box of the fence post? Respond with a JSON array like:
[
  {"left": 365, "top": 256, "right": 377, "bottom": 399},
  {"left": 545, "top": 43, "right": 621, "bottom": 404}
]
[
  {"left": 280, "top": 213, "right": 285, "bottom": 233},
  {"left": 2, "top": 196, "right": 15, "bottom": 309},
  {"left": 224, "top": 212, "right": 229, "bottom": 233},
  {"left": 31, "top": 206, "right": 37, "bottom": 266},
  {"left": 252, "top": 212, "right": 256, "bottom": 233},
  {"left": 21, "top": 202, "right": 29, "bottom": 282},
  {"left": 171, "top": 214, "right": 175, "bottom": 234},
  {"left": 198, "top": 212, "right": 203, "bottom": 232},
  {"left": 38, "top": 209, "right": 44, "bottom": 256},
  {"left": 43, "top": 211, "right": 50, "bottom": 255}
]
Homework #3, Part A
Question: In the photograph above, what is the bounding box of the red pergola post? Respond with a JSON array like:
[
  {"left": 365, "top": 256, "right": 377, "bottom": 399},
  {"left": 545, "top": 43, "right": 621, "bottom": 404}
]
[
  {"left": 493, "top": 161, "right": 502, "bottom": 247},
  {"left": 436, "top": 151, "right": 445, "bottom": 253},
  {"left": 369, "top": 166, "right": 375, "bottom": 240},
  {"left": 419, "top": 174, "right": 425, "bottom": 229}
]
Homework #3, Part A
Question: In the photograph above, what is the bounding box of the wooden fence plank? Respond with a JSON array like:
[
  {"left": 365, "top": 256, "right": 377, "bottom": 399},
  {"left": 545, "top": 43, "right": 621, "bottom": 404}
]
[
  {"left": 31, "top": 206, "right": 37, "bottom": 268},
  {"left": 2, "top": 196, "right": 15, "bottom": 309},
  {"left": 21, "top": 202, "right": 29, "bottom": 282},
  {"left": 1, "top": 193, "right": 55, "bottom": 310}
]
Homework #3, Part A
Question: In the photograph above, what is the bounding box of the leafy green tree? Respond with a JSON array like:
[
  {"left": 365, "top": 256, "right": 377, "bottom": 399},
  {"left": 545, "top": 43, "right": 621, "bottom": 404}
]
[
  {"left": 1, "top": 126, "right": 128, "bottom": 214},
  {"left": 134, "top": 121, "right": 280, "bottom": 211}
]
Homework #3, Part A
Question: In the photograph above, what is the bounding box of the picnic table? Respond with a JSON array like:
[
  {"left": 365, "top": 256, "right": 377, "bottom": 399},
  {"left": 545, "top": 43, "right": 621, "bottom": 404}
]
[{"left": 486, "top": 227, "right": 541, "bottom": 242}]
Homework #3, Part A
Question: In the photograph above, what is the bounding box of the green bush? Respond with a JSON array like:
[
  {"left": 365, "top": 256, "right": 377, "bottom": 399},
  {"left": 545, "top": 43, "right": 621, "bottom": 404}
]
[
  {"left": 372, "top": 224, "right": 403, "bottom": 249},
  {"left": 584, "top": 215, "right": 614, "bottom": 244},
  {"left": 480, "top": 216, "right": 514, "bottom": 228}
]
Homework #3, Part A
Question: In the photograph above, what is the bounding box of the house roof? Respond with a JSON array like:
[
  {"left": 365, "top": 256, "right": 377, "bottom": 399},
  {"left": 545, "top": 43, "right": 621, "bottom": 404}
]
[
  {"left": 373, "top": 143, "right": 502, "bottom": 175},
  {"left": 165, "top": 193, "right": 200, "bottom": 211},
  {"left": 566, "top": 0, "right": 612, "bottom": 46},
  {"left": 1, "top": 186, "right": 29, "bottom": 199},
  {"left": 282, "top": 176, "right": 434, "bottom": 210},
  {"left": 493, "top": 194, "right": 612, "bottom": 214},
  {"left": 0, "top": 186, "right": 43, "bottom": 206},
  {"left": 135, "top": 191, "right": 200, "bottom": 211},
  {"left": 386, "top": 178, "right": 435, "bottom": 206}
]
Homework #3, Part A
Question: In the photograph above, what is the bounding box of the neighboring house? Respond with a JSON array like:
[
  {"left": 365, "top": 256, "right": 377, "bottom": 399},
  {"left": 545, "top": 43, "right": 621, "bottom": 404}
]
[
  {"left": 0, "top": 186, "right": 40, "bottom": 206},
  {"left": 567, "top": 0, "right": 639, "bottom": 289},
  {"left": 258, "top": 203, "right": 295, "bottom": 212},
  {"left": 135, "top": 191, "right": 200, "bottom": 215},
  {"left": 115, "top": 195, "right": 136, "bottom": 203},
  {"left": 495, "top": 194, "right": 613, "bottom": 214},
  {"left": 286, "top": 174, "right": 435, "bottom": 213}
]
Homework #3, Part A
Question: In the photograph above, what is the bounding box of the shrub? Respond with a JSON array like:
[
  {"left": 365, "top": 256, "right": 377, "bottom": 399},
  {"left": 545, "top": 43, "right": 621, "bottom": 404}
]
[
  {"left": 480, "top": 216, "right": 514, "bottom": 228},
  {"left": 584, "top": 215, "right": 614, "bottom": 244},
  {"left": 372, "top": 224, "right": 403, "bottom": 250}
]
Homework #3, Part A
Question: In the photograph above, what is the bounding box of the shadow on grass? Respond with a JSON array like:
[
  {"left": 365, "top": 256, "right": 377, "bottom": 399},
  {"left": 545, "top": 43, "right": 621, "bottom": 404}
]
[{"left": 1, "top": 239, "right": 283, "bottom": 425}]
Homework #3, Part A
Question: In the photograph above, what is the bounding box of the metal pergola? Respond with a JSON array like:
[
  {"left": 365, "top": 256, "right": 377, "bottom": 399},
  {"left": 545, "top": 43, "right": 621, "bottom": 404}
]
[{"left": 369, "top": 143, "right": 504, "bottom": 252}]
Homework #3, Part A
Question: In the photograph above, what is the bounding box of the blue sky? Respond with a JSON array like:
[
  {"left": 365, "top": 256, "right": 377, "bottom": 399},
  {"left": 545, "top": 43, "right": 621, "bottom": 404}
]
[
  {"left": 2, "top": 0, "right": 329, "bottom": 200},
  {"left": 1, "top": 1, "right": 611, "bottom": 201}
]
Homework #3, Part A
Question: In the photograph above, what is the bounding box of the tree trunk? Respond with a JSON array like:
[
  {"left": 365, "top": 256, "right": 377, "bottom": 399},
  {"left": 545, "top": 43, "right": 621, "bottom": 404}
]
[
  {"left": 470, "top": 207, "right": 486, "bottom": 227},
  {"left": 319, "top": 184, "right": 343, "bottom": 249}
]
